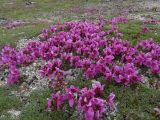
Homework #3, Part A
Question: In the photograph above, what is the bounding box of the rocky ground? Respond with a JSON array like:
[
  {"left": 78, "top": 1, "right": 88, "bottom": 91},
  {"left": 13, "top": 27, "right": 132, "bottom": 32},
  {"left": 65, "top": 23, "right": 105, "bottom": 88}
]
[{"left": 1, "top": 0, "right": 160, "bottom": 29}]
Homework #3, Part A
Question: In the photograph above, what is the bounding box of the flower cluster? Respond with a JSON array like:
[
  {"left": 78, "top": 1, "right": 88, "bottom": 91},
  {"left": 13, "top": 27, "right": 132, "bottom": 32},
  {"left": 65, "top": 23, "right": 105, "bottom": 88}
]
[
  {"left": 112, "top": 63, "right": 141, "bottom": 85},
  {"left": 7, "top": 65, "right": 20, "bottom": 85},
  {"left": 39, "top": 59, "right": 63, "bottom": 78},
  {"left": 0, "top": 45, "right": 20, "bottom": 84},
  {"left": 0, "top": 18, "right": 159, "bottom": 86},
  {"left": 136, "top": 40, "right": 160, "bottom": 74},
  {"left": 47, "top": 81, "right": 115, "bottom": 120}
]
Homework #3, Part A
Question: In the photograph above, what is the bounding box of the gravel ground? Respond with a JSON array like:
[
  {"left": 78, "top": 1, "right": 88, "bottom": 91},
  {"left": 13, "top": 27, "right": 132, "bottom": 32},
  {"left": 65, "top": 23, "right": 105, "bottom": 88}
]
[{"left": 55, "top": 0, "right": 160, "bottom": 21}]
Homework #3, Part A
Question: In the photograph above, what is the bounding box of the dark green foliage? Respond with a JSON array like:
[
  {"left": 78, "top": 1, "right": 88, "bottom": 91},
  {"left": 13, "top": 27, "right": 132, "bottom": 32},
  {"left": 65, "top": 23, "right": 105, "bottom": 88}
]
[
  {"left": 118, "top": 21, "right": 160, "bottom": 44},
  {"left": 0, "top": 85, "right": 22, "bottom": 114},
  {"left": 104, "top": 84, "right": 160, "bottom": 120},
  {"left": 20, "top": 89, "right": 67, "bottom": 120}
]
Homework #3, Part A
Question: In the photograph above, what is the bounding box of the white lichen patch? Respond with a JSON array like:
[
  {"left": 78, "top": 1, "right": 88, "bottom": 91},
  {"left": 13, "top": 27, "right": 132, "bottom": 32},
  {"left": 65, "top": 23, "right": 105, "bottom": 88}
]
[{"left": 7, "top": 109, "right": 21, "bottom": 118}]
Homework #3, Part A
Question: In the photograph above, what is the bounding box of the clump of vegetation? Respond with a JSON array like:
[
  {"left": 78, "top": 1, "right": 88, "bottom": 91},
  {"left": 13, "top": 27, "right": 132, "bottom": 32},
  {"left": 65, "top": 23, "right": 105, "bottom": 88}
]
[{"left": 0, "top": 17, "right": 159, "bottom": 119}]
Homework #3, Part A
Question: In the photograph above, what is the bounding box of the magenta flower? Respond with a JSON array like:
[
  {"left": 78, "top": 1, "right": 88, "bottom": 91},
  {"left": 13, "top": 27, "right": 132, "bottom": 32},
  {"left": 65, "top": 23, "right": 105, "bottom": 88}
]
[
  {"left": 107, "top": 92, "right": 115, "bottom": 109},
  {"left": 85, "top": 67, "right": 96, "bottom": 79},
  {"left": 47, "top": 98, "right": 53, "bottom": 110},
  {"left": 78, "top": 88, "right": 95, "bottom": 110},
  {"left": 65, "top": 85, "right": 79, "bottom": 107},
  {"left": 47, "top": 83, "right": 115, "bottom": 120},
  {"left": 85, "top": 107, "right": 94, "bottom": 120},
  {"left": 113, "top": 63, "right": 141, "bottom": 85},
  {"left": 142, "top": 27, "right": 149, "bottom": 33},
  {"left": 7, "top": 65, "right": 20, "bottom": 85},
  {"left": 92, "top": 81, "right": 104, "bottom": 97},
  {"left": 50, "top": 25, "right": 56, "bottom": 33},
  {"left": 84, "top": 98, "right": 107, "bottom": 120},
  {"left": 51, "top": 91, "right": 64, "bottom": 110}
]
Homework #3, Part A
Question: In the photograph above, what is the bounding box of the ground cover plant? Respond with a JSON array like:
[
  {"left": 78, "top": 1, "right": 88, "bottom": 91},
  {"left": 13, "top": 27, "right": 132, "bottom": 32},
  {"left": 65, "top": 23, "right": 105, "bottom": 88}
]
[
  {"left": 0, "top": 17, "right": 160, "bottom": 120},
  {"left": 0, "top": 0, "right": 160, "bottom": 120}
]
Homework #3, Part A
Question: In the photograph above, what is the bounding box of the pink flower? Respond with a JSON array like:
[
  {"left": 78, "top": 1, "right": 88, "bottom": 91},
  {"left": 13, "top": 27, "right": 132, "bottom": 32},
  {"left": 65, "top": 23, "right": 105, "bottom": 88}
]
[
  {"left": 65, "top": 85, "right": 79, "bottom": 107},
  {"left": 47, "top": 98, "right": 53, "bottom": 110},
  {"left": 92, "top": 81, "right": 104, "bottom": 97},
  {"left": 47, "top": 83, "right": 115, "bottom": 120},
  {"left": 107, "top": 92, "right": 115, "bottom": 108},
  {"left": 50, "top": 25, "right": 56, "bottom": 33},
  {"left": 7, "top": 65, "right": 20, "bottom": 85},
  {"left": 85, "top": 98, "right": 106, "bottom": 120},
  {"left": 78, "top": 88, "right": 95, "bottom": 110},
  {"left": 51, "top": 91, "right": 64, "bottom": 110},
  {"left": 113, "top": 63, "right": 141, "bottom": 85},
  {"left": 85, "top": 107, "right": 94, "bottom": 120},
  {"left": 142, "top": 27, "right": 149, "bottom": 33},
  {"left": 85, "top": 67, "right": 96, "bottom": 79}
]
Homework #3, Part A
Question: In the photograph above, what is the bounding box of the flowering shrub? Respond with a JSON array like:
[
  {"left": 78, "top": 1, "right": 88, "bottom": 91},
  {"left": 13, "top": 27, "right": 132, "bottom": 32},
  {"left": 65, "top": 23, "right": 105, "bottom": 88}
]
[{"left": 47, "top": 81, "right": 115, "bottom": 120}]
